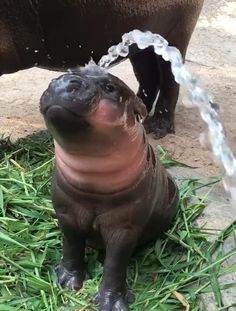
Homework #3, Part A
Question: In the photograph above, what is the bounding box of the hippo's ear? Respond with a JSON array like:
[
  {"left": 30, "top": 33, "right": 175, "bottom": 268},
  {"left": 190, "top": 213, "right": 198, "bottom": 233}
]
[{"left": 134, "top": 99, "right": 147, "bottom": 121}]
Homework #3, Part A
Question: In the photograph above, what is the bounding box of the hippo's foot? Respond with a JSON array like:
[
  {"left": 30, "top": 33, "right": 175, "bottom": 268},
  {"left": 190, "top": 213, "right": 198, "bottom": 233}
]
[
  {"left": 56, "top": 264, "right": 86, "bottom": 291},
  {"left": 93, "top": 289, "right": 135, "bottom": 311},
  {"left": 143, "top": 115, "right": 175, "bottom": 139}
]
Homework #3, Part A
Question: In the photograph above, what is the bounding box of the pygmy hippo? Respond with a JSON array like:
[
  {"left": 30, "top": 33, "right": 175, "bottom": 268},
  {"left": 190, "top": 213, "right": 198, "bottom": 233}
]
[
  {"left": 40, "top": 64, "right": 179, "bottom": 310},
  {"left": 1, "top": 0, "right": 204, "bottom": 137}
]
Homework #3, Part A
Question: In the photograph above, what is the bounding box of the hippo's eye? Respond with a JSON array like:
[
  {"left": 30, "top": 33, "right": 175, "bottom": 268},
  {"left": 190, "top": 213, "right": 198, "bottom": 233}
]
[{"left": 104, "top": 83, "right": 115, "bottom": 93}]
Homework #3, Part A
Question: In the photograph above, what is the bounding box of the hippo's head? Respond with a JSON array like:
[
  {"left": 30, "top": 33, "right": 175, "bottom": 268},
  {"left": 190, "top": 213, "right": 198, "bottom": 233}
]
[{"left": 40, "top": 64, "right": 147, "bottom": 153}]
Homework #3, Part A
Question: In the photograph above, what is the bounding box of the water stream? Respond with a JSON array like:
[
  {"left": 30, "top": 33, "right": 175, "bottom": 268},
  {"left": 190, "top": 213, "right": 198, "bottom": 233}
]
[{"left": 98, "top": 29, "right": 236, "bottom": 204}]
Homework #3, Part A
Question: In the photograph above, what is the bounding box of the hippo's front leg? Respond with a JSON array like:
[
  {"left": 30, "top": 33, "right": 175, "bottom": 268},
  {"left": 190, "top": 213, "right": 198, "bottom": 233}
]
[
  {"left": 96, "top": 228, "right": 137, "bottom": 311},
  {"left": 54, "top": 201, "right": 87, "bottom": 291},
  {"left": 56, "top": 232, "right": 86, "bottom": 291}
]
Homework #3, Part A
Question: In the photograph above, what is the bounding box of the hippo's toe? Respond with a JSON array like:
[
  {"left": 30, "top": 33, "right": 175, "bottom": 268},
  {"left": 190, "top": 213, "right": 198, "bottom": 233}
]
[
  {"left": 144, "top": 115, "right": 175, "bottom": 139},
  {"left": 56, "top": 263, "right": 86, "bottom": 291},
  {"left": 93, "top": 289, "right": 134, "bottom": 311}
]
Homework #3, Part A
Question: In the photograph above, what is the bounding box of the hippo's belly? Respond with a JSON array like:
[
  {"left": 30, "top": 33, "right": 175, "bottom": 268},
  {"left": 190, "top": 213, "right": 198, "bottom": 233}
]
[{"left": 36, "top": 1, "right": 177, "bottom": 68}]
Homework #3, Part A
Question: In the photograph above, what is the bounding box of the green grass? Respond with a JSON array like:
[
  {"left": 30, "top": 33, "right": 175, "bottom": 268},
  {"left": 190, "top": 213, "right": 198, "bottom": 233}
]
[{"left": 0, "top": 132, "right": 236, "bottom": 311}]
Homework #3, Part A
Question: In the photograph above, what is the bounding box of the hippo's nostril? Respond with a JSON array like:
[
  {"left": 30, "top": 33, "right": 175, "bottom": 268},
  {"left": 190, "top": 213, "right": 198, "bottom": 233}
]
[
  {"left": 69, "top": 79, "right": 81, "bottom": 85},
  {"left": 66, "top": 79, "right": 85, "bottom": 93}
]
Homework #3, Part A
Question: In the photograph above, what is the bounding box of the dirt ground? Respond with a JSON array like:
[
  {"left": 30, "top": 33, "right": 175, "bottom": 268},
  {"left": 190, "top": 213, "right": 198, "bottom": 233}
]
[{"left": 0, "top": 0, "right": 235, "bottom": 178}]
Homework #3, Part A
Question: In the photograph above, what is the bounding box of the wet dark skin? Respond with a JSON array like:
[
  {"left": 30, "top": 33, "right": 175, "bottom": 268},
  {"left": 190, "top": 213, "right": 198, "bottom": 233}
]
[
  {"left": 40, "top": 65, "right": 179, "bottom": 310},
  {"left": 1, "top": 0, "right": 203, "bottom": 137}
]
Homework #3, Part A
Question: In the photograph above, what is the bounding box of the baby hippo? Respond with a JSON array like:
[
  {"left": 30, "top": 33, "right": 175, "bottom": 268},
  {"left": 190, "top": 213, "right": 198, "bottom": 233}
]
[{"left": 40, "top": 64, "right": 179, "bottom": 311}]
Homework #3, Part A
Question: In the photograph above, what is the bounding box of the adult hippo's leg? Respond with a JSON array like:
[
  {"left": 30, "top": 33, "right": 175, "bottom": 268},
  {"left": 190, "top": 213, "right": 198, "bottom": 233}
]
[
  {"left": 142, "top": 38, "right": 187, "bottom": 139},
  {"left": 130, "top": 40, "right": 186, "bottom": 138},
  {"left": 130, "top": 3, "right": 203, "bottom": 138},
  {"left": 129, "top": 44, "right": 180, "bottom": 138},
  {"left": 129, "top": 49, "right": 161, "bottom": 113},
  {"left": 143, "top": 54, "right": 180, "bottom": 138}
]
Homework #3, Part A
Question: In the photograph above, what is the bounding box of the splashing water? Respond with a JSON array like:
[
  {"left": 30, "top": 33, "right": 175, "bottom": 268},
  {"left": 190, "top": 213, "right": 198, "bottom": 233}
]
[{"left": 98, "top": 29, "right": 236, "bottom": 205}]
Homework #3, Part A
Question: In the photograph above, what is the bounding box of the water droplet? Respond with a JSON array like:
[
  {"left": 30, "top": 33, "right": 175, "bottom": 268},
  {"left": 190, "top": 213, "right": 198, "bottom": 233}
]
[
  {"left": 142, "top": 89, "right": 148, "bottom": 97},
  {"left": 210, "top": 100, "right": 220, "bottom": 111}
]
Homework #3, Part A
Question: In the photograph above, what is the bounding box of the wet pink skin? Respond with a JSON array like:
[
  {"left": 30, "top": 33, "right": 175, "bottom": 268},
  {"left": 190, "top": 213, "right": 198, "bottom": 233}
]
[{"left": 54, "top": 98, "right": 147, "bottom": 193}]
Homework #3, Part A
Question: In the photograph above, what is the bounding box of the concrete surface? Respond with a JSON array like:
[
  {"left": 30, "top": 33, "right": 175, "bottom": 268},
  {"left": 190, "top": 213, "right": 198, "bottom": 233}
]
[{"left": 170, "top": 166, "right": 236, "bottom": 311}]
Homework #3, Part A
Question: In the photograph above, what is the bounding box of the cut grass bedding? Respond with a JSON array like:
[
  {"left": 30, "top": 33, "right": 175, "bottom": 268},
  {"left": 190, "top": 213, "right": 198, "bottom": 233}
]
[{"left": 0, "top": 132, "right": 236, "bottom": 311}]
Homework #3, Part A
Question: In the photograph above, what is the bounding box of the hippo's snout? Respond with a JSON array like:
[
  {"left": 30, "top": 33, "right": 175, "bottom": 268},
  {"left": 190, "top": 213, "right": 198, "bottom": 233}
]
[
  {"left": 40, "top": 73, "right": 98, "bottom": 117},
  {"left": 40, "top": 66, "right": 137, "bottom": 142},
  {"left": 40, "top": 65, "right": 126, "bottom": 120},
  {"left": 53, "top": 74, "right": 91, "bottom": 96},
  {"left": 46, "top": 73, "right": 96, "bottom": 103}
]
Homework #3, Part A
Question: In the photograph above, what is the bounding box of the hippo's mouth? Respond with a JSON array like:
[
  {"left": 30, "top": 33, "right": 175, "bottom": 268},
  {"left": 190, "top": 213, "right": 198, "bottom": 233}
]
[
  {"left": 44, "top": 104, "right": 85, "bottom": 119},
  {"left": 42, "top": 95, "right": 97, "bottom": 115}
]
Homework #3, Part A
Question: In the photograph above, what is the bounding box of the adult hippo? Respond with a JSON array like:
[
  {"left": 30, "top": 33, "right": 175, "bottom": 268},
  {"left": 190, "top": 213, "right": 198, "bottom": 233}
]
[{"left": 0, "top": 0, "right": 204, "bottom": 137}]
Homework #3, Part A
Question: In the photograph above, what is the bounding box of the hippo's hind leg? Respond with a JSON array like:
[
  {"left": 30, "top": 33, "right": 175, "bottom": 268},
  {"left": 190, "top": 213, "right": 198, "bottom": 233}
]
[
  {"left": 130, "top": 47, "right": 177, "bottom": 138},
  {"left": 149, "top": 18, "right": 201, "bottom": 138},
  {"left": 130, "top": 9, "right": 202, "bottom": 138},
  {"left": 129, "top": 49, "right": 161, "bottom": 114},
  {"left": 95, "top": 227, "right": 138, "bottom": 311},
  {"left": 143, "top": 53, "right": 180, "bottom": 139}
]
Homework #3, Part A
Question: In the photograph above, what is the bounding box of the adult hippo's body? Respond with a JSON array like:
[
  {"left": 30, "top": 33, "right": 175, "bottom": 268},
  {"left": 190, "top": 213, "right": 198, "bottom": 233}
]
[{"left": 0, "top": 0, "right": 204, "bottom": 137}]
